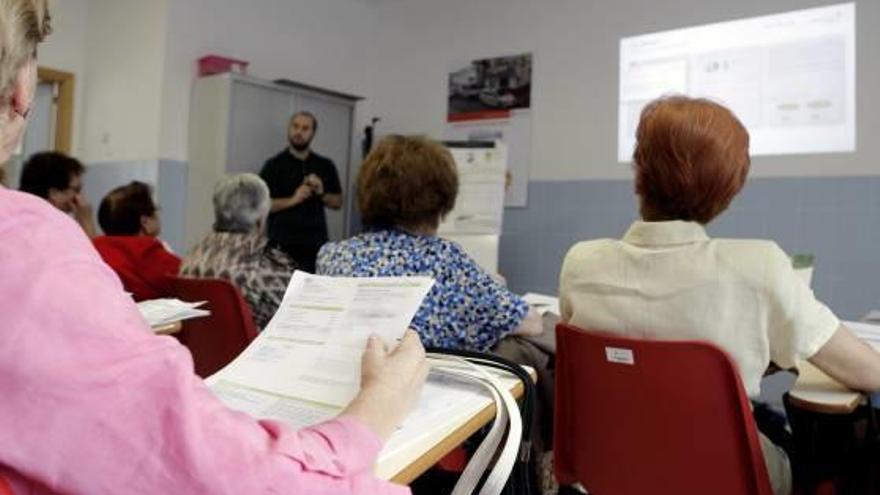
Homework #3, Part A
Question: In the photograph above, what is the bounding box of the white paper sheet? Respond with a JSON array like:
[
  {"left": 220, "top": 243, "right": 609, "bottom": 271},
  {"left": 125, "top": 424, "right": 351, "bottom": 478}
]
[
  {"left": 439, "top": 146, "right": 507, "bottom": 235},
  {"left": 522, "top": 292, "right": 560, "bottom": 316},
  {"left": 209, "top": 379, "right": 339, "bottom": 429},
  {"left": 209, "top": 271, "right": 434, "bottom": 407},
  {"left": 844, "top": 320, "right": 880, "bottom": 348},
  {"left": 863, "top": 310, "right": 880, "bottom": 323},
  {"left": 136, "top": 298, "right": 209, "bottom": 327}
]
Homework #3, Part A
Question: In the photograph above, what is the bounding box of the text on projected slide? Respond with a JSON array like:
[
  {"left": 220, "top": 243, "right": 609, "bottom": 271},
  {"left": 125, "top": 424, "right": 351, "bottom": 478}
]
[{"left": 618, "top": 3, "right": 855, "bottom": 161}]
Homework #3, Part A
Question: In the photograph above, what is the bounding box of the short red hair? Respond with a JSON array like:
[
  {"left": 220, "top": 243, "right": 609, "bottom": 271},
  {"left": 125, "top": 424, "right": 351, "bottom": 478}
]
[{"left": 633, "top": 96, "right": 750, "bottom": 224}]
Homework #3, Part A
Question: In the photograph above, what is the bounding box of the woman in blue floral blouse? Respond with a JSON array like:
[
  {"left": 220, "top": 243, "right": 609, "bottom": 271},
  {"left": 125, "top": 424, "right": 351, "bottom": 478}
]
[{"left": 317, "top": 135, "right": 542, "bottom": 352}]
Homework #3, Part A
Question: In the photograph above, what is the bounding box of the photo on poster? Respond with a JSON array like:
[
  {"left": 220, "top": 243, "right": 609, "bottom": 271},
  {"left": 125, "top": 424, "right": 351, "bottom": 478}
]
[{"left": 447, "top": 53, "right": 532, "bottom": 122}]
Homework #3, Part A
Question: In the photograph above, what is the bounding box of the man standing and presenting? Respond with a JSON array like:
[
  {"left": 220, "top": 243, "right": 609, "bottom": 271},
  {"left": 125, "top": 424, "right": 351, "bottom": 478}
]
[{"left": 260, "top": 111, "right": 343, "bottom": 272}]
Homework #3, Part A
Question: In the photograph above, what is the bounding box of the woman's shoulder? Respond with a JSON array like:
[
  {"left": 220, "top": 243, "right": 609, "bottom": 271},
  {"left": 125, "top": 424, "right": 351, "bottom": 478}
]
[
  {"left": 426, "top": 234, "right": 464, "bottom": 253},
  {"left": 562, "top": 238, "right": 620, "bottom": 262},
  {"left": 716, "top": 238, "right": 797, "bottom": 284},
  {"left": 319, "top": 235, "right": 365, "bottom": 257},
  {"left": 710, "top": 237, "right": 786, "bottom": 263}
]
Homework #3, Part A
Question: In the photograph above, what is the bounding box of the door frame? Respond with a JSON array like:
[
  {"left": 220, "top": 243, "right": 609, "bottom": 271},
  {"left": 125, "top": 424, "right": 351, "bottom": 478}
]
[{"left": 36, "top": 67, "right": 74, "bottom": 154}]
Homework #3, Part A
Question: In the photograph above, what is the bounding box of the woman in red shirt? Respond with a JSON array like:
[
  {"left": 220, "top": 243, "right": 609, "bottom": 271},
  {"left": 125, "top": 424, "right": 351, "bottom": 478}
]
[{"left": 93, "top": 181, "right": 181, "bottom": 300}]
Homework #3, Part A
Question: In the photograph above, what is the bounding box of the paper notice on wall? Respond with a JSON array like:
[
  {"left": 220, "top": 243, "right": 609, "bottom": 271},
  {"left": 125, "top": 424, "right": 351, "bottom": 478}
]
[
  {"left": 439, "top": 145, "right": 507, "bottom": 236},
  {"left": 208, "top": 271, "right": 434, "bottom": 407},
  {"left": 445, "top": 116, "right": 530, "bottom": 208}
]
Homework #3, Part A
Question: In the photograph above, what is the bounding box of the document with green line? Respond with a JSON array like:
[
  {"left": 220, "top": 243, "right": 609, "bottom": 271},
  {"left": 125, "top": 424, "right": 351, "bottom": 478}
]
[{"left": 206, "top": 271, "right": 434, "bottom": 411}]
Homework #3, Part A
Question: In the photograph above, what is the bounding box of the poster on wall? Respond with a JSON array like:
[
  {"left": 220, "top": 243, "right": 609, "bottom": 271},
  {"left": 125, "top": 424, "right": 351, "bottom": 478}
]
[{"left": 444, "top": 53, "right": 532, "bottom": 207}]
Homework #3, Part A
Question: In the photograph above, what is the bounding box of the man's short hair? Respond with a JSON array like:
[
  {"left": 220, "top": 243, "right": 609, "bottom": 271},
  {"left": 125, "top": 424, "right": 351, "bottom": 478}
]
[
  {"left": 290, "top": 111, "right": 318, "bottom": 133},
  {"left": 633, "top": 95, "right": 750, "bottom": 224},
  {"left": 97, "top": 181, "right": 157, "bottom": 235},
  {"left": 213, "top": 173, "right": 271, "bottom": 233},
  {"left": 19, "top": 151, "right": 84, "bottom": 198},
  {"left": 357, "top": 135, "right": 458, "bottom": 229}
]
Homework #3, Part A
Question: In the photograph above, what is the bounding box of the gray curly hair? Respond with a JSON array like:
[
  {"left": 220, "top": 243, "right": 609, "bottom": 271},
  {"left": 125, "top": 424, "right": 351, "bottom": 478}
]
[
  {"left": 0, "top": 0, "right": 51, "bottom": 103},
  {"left": 213, "top": 173, "right": 272, "bottom": 233}
]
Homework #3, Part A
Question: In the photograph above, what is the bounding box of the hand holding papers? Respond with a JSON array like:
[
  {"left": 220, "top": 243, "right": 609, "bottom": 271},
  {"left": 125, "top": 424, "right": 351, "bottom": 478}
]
[
  {"left": 341, "top": 331, "right": 431, "bottom": 440},
  {"left": 208, "top": 271, "right": 434, "bottom": 407}
]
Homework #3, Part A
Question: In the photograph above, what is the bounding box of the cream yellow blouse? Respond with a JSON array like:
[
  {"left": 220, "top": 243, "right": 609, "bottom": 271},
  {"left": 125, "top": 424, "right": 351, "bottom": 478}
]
[{"left": 558, "top": 220, "right": 839, "bottom": 397}]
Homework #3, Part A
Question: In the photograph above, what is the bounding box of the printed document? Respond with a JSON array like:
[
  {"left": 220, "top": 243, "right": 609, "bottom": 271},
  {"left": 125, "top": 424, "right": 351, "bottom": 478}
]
[{"left": 207, "top": 271, "right": 433, "bottom": 408}]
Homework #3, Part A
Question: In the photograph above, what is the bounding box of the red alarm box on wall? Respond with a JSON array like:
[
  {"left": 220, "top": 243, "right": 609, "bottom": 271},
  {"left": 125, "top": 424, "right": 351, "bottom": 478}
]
[{"left": 197, "top": 55, "right": 249, "bottom": 77}]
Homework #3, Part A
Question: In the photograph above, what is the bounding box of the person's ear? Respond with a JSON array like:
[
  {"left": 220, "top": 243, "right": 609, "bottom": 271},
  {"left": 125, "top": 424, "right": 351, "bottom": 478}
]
[
  {"left": 139, "top": 214, "right": 153, "bottom": 235},
  {"left": 11, "top": 59, "right": 37, "bottom": 119}
]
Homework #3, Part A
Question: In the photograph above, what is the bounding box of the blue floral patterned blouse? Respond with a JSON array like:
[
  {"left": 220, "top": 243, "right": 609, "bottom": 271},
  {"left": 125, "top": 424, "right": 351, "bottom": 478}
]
[{"left": 317, "top": 229, "right": 528, "bottom": 352}]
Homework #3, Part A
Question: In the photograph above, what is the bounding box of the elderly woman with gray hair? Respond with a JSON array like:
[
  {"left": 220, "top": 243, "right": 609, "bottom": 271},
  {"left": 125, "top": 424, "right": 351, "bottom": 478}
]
[{"left": 181, "top": 173, "right": 297, "bottom": 329}]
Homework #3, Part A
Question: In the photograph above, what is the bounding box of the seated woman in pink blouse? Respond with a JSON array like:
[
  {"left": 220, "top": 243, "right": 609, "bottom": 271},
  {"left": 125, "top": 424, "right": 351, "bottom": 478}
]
[{"left": 0, "top": 2, "right": 427, "bottom": 493}]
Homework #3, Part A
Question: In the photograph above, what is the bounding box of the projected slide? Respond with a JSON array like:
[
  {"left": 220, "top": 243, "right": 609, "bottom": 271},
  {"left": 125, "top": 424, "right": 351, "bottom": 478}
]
[{"left": 618, "top": 3, "right": 855, "bottom": 161}]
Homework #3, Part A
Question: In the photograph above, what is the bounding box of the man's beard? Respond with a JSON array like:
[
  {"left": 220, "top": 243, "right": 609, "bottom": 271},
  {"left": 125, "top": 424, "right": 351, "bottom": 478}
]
[{"left": 290, "top": 137, "right": 312, "bottom": 152}]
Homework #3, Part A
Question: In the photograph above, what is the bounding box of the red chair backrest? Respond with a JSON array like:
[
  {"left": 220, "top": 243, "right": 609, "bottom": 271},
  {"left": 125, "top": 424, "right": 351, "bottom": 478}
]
[
  {"left": 0, "top": 475, "right": 12, "bottom": 495},
  {"left": 172, "top": 277, "right": 258, "bottom": 378},
  {"left": 554, "top": 323, "right": 773, "bottom": 495}
]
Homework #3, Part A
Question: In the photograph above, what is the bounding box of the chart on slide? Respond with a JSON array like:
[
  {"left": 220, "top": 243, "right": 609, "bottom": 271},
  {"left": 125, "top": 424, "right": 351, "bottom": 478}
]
[{"left": 618, "top": 3, "right": 855, "bottom": 161}]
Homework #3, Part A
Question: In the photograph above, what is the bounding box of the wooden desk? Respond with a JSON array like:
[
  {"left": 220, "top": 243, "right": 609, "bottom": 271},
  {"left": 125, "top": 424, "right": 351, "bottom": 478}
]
[
  {"left": 789, "top": 360, "right": 863, "bottom": 414},
  {"left": 151, "top": 321, "right": 183, "bottom": 335},
  {"left": 789, "top": 324, "right": 880, "bottom": 414},
  {"left": 377, "top": 366, "right": 534, "bottom": 484}
]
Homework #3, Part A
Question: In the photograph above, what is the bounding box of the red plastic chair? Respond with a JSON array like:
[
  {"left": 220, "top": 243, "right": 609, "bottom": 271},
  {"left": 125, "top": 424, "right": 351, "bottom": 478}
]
[
  {"left": 554, "top": 323, "right": 773, "bottom": 495},
  {"left": 0, "top": 475, "right": 12, "bottom": 495},
  {"left": 172, "top": 277, "right": 259, "bottom": 378}
]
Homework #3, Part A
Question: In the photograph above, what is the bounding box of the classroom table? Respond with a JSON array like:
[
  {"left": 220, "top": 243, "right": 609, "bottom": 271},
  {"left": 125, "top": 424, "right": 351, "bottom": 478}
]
[
  {"left": 376, "top": 366, "right": 535, "bottom": 484},
  {"left": 788, "top": 360, "right": 863, "bottom": 414},
  {"left": 789, "top": 325, "right": 880, "bottom": 415}
]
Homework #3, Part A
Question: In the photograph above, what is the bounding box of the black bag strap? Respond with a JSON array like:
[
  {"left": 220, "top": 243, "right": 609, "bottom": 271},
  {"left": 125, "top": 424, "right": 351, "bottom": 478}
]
[{"left": 426, "top": 347, "right": 537, "bottom": 495}]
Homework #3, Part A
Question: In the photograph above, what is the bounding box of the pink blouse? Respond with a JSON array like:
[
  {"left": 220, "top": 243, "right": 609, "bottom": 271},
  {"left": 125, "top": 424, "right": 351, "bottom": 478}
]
[{"left": 0, "top": 189, "right": 408, "bottom": 495}]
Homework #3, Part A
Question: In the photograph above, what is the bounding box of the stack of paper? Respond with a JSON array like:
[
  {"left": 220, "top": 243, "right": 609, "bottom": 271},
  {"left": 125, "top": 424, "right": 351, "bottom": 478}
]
[
  {"left": 137, "top": 298, "right": 209, "bottom": 327},
  {"left": 523, "top": 292, "right": 560, "bottom": 316},
  {"left": 845, "top": 320, "right": 880, "bottom": 349}
]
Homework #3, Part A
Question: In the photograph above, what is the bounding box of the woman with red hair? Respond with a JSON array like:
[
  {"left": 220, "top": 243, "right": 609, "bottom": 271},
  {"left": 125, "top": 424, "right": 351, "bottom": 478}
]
[{"left": 559, "top": 96, "right": 880, "bottom": 495}]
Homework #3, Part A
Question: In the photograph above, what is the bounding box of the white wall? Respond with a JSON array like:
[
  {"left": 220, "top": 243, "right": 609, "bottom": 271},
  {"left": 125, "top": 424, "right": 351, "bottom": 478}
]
[
  {"left": 370, "top": 0, "right": 880, "bottom": 180},
  {"left": 159, "top": 0, "right": 380, "bottom": 162},
  {"left": 80, "top": 0, "right": 168, "bottom": 163},
  {"left": 40, "top": 0, "right": 880, "bottom": 178},
  {"left": 38, "top": 0, "right": 89, "bottom": 155}
]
